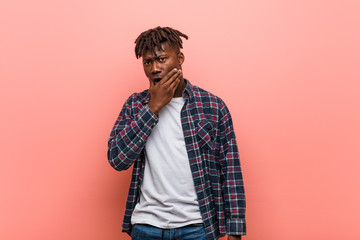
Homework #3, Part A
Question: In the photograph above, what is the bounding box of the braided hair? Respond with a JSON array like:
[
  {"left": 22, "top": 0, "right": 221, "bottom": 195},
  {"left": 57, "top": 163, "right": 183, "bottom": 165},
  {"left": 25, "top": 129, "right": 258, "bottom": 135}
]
[{"left": 134, "top": 26, "right": 188, "bottom": 59}]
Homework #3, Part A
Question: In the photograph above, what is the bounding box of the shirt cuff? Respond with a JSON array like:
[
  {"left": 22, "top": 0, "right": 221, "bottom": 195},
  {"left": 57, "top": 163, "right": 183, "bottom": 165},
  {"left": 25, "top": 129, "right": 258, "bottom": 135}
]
[
  {"left": 227, "top": 218, "right": 246, "bottom": 236},
  {"left": 138, "top": 104, "right": 159, "bottom": 130}
]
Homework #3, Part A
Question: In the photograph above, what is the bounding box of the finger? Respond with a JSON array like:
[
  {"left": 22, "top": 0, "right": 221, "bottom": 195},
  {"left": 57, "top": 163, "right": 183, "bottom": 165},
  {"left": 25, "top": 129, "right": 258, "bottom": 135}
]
[
  {"left": 163, "top": 69, "right": 181, "bottom": 87},
  {"left": 159, "top": 68, "right": 178, "bottom": 85},
  {"left": 169, "top": 72, "right": 182, "bottom": 90}
]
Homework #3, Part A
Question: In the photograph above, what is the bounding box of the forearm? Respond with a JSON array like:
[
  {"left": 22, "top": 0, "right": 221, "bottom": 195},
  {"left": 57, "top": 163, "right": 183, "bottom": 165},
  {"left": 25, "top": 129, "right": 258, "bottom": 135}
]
[
  {"left": 219, "top": 103, "right": 246, "bottom": 235},
  {"left": 221, "top": 142, "right": 246, "bottom": 235},
  {"left": 108, "top": 104, "right": 158, "bottom": 170}
]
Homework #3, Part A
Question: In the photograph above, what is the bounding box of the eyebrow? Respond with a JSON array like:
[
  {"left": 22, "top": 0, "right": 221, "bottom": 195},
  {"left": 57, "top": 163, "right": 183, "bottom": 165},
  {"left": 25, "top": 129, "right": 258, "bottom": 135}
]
[
  {"left": 143, "top": 55, "right": 167, "bottom": 61},
  {"left": 154, "top": 53, "right": 166, "bottom": 58}
]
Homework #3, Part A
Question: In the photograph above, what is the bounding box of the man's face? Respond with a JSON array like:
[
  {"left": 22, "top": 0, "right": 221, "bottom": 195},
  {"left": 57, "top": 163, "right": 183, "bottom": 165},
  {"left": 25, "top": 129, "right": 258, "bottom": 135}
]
[{"left": 142, "top": 41, "right": 184, "bottom": 85}]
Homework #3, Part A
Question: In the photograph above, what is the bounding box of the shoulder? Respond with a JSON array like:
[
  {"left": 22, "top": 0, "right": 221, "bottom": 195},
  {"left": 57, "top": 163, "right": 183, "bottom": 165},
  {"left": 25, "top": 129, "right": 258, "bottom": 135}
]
[
  {"left": 121, "top": 89, "right": 150, "bottom": 116},
  {"left": 191, "top": 85, "right": 228, "bottom": 112},
  {"left": 125, "top": 89, "right": 149, "bottom": 104}
]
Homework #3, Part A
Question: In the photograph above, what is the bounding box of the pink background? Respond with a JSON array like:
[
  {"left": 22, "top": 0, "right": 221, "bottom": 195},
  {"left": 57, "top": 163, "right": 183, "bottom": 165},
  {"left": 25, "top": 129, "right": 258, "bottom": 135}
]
[{"left": 1, "top": 0, "right": 359, "bottom": 239}]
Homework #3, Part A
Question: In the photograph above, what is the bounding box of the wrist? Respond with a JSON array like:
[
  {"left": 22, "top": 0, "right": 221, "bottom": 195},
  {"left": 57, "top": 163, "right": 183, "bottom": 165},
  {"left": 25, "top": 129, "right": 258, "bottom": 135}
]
[
  {"left": 228, "top": 236, "right": 242, "bottom": 240},
  {"left": 148, "top": 101, "right": 161, "bottom": 116}
]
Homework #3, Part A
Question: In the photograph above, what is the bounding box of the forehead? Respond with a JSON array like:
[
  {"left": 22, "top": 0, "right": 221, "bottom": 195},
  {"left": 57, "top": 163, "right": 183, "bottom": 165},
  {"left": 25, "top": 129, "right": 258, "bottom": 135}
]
[{"left": 142, "top": 41, "right": 178, "bottom": 59}]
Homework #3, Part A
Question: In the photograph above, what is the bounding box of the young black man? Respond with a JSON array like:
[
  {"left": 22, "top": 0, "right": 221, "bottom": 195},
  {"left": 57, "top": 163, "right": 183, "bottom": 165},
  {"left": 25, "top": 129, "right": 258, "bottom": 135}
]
[{"left": 107, "top": 26, "right": 246, "bottom": 240}]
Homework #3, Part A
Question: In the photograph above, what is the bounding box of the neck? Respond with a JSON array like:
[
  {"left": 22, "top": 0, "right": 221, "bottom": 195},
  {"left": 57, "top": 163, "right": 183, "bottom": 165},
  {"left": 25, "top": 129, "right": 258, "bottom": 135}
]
[{"left": 174, "top": 77, "right": 186, "bottom": 97}]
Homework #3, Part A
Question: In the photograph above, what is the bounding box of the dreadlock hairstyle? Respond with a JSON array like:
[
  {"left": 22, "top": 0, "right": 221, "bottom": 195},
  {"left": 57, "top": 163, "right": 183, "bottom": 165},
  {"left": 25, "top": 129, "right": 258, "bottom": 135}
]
[{"left": 134, "top": 26, "right": 189, "bottom": 59}]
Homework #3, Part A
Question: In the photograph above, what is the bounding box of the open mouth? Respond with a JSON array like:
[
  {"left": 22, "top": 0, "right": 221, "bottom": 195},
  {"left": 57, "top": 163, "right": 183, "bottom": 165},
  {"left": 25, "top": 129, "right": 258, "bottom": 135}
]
[{"left": 153, "top": 78, "right": 162, "bottom": 83}]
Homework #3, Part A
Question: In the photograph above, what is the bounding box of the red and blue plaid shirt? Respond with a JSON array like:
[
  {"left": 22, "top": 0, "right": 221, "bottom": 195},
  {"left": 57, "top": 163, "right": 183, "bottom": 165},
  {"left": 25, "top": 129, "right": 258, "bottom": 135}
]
[{"left": 108, "top": 79, "right": 246, "bottom": 239}]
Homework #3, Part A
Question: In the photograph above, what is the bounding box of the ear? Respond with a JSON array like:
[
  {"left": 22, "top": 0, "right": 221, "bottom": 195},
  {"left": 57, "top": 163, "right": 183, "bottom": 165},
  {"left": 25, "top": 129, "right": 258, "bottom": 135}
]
[{"left": 178, "top": 52, "right": 185, "bottom": 65}]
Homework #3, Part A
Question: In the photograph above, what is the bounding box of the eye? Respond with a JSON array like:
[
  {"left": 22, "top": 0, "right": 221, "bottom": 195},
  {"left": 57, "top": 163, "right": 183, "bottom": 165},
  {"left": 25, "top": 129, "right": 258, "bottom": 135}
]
[
  {"left": 159, "top": 57, "right": 166, "bottom": 62},
  {"left": 144, "top": 61, "right": 151, "bottom": 66}
]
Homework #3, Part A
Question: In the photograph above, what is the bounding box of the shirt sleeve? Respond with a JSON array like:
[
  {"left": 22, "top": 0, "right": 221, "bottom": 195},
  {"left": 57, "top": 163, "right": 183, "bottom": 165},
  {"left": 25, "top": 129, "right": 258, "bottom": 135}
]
[
  {"left": 218, "top": 101, "right": 246, "bottom": 236},
  {"left": 107, "top": 94, "right": 158, "bottom": 171}
]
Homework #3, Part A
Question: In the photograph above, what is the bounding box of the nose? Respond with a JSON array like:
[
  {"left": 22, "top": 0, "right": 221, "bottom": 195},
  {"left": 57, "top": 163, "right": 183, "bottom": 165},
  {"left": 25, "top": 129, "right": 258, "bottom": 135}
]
[{"left": 151, "top": 61, "right": 161, "bottom": 75}]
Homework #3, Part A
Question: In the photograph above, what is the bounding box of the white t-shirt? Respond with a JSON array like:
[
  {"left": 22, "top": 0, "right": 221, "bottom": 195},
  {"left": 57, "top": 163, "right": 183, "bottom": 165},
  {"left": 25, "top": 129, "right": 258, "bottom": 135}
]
[{"left": 131, "top": 97, "right": 203, "bottom": 228}]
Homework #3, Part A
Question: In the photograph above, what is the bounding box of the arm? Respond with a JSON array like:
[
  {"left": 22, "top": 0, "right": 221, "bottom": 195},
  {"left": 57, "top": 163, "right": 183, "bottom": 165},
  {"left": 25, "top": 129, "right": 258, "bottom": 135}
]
[
  {"left": 219, "top": 101, "right": 246, "bottom": 236},
  {"left": 107, "top": 69, "right": 182, "bottom": 171},
  {"left": 107, "top": 95, "right": 158, "bottom": 171}
]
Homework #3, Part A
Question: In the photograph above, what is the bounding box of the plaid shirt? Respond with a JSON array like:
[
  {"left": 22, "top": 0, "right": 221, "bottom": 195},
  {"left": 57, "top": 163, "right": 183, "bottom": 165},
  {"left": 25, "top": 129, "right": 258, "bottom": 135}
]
[{"left": 107, "top": 79, "right": 246, "bottom": 239}]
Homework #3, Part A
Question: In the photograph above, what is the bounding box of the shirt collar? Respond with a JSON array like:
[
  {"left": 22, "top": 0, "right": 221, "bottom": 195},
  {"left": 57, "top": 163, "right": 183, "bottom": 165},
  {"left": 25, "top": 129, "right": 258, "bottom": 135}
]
[{"left": 182, "top": 78, "right": 194, "bottom": 100}]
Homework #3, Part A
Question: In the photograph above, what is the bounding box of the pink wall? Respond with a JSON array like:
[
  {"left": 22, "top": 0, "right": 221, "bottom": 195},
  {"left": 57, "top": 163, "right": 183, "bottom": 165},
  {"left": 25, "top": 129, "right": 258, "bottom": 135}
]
[{"left": 1, "top": 0, "right": 359, "bottom": 239}]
